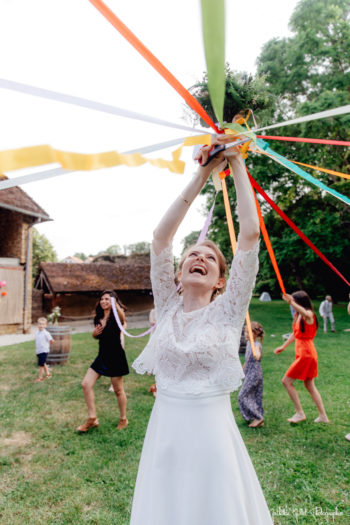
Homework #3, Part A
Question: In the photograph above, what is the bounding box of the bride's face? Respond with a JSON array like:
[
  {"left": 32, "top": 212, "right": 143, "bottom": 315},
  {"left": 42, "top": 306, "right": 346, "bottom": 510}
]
[{"left": 179, "top": 245, "right": 225, "bottom": 294}]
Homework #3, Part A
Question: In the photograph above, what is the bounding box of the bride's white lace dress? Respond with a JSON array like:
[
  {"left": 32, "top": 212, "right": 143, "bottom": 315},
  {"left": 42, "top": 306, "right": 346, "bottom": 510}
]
[{"left": 130, "top": 242, "right": 273, "bottom": 525}]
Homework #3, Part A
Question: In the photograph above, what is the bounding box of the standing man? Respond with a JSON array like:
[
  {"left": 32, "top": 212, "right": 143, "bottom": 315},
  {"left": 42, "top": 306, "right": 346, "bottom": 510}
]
[{"left": 319, "top": 295, "right": 336, "bottom": 333}]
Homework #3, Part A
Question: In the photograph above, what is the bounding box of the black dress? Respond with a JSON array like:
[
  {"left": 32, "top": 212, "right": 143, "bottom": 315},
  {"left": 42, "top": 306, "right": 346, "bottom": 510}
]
[{"left": 90, "top": 314, "right": 129, "bottom": 377}]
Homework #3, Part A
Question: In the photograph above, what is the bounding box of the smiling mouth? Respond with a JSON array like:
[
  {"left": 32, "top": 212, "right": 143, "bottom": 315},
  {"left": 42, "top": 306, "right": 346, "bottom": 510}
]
[{"left": 190, "top": 265, "right": 207, "bottom": 275}]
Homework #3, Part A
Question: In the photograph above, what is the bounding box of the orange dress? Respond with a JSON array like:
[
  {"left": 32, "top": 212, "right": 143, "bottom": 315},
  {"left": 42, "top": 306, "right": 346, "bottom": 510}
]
[{"left": 285, "top": 314, "right": 318, "bottom": 381}]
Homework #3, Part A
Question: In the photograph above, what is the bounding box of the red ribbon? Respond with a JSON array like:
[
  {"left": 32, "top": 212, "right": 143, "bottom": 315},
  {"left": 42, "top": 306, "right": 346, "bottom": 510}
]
[
  {"left": 89, "top": 0, "right": 221, "bottom": 134},
  {"left": 247, "top": 170, "right": 350, "bottom": 288},
  {"left": 253, "top": 191, "right": 286, "bottom": 295},
  {"left": 256, "top": 135, "right": 350, "bottom": 147}
]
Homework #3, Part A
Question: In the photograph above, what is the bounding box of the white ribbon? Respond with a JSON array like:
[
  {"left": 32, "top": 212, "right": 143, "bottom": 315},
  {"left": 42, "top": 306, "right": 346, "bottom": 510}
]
[
  {"left": 254, "top": 105, "right": 350, "bottom": 132},
  {"left": 0, "top": 78, "right": 209, "bottom": 135}
]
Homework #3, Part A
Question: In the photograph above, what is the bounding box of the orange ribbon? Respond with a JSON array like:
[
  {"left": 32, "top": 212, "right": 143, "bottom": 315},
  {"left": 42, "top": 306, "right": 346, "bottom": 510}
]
[
  {"left": 253, "top": 192, "right": 286, "bottom": 295},
  {"left": 89, "top": 0, "right": 221, "bottom": 133},
  {"left": 220, "top": 169, "right": 258, "bottom": 360}
]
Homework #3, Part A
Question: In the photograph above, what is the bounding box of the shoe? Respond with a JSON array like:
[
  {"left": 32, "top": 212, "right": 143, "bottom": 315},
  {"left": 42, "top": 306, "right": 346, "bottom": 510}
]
[
  {"left": 77, "top": 417, "right": 99, "bottom": 432},
  {"left": 248, "top": 419, "right": 264, "bottom": 428},
  {"left": 345, "top": 434, "right": 350, "bottom": 442},
  {"left": 117, "top": 418, "right": 128, "bottom": 430}
]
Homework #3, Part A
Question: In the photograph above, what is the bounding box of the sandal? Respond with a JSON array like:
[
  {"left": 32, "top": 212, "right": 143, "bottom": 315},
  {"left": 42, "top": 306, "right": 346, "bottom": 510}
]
[
  {"left": 116, "top": 418, "right": 128, "bottom": 430},
  {"left": 77, "top": 417, "right": 99, "bottom": 432}
]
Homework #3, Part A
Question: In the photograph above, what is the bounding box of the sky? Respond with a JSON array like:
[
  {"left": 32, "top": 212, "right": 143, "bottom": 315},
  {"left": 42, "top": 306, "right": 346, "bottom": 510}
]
[{"left": 0, "top": 0, "right": 299, "bottom": 259}]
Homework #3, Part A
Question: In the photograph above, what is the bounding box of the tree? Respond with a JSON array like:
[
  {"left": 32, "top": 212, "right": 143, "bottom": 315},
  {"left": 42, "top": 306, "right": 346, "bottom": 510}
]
[
  {"left": 124, "top": 241, "right": 151, "bottom": 255},
  {"left": 186, "top": 66, "right": 275, "bottom": 128},
  {"left": 186, "top": 0, "right": 350, "bottom": 299},
  {"left": 32, "top": 228, "right": 57, "bottom": 278},
  {"left": 181, "top": 230, "right": 201, "bottom": 254},
  {"left": 74, "top": 252, "right": 87, "bottom": 261},
  {"left": 96, "top": 244, "right": 122, "bottom": 256}
]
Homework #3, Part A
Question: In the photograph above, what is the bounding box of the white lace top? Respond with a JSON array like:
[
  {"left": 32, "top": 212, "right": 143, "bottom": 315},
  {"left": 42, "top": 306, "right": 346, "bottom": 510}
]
[{"left": 132, "top": 240, "right": 259, "bottom": 395}]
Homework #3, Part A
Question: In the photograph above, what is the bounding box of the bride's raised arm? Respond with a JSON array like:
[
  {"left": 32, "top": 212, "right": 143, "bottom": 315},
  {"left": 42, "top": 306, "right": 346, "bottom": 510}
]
[{"left": 152, "top": 141, "right": 259, "bottom": 256}]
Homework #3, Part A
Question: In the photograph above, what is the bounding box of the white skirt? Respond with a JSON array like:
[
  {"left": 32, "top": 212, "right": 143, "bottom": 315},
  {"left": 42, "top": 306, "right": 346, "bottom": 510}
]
[{"left": 130, "top": 388, "right": 273, "bottom": 525}]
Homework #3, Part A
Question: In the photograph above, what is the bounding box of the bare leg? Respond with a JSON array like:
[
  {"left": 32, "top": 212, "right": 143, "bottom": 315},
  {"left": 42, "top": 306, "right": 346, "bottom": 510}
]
[
  {"left": 35, "top": 366, "right": 45, "bottom": 382},
  {"left": 111, "top": 376, "right": 128, "bottom": 428},
  {"left": 81, "top": 368, "right": 100, "bottom": 418},
  {"left": 43, "top": 364, "right": 51, "bottom": 377},
  {"left": 304, "top": 379, "right": 329, "bottom": 422},
  {"left": 282, "top": 376, "right": 306, "bottom": 422}
]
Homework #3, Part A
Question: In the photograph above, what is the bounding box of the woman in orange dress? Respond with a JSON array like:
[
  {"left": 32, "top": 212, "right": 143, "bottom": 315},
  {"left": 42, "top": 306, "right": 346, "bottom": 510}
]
[{"left": 274, "top": 291, "right": 329, "bottom": 424}]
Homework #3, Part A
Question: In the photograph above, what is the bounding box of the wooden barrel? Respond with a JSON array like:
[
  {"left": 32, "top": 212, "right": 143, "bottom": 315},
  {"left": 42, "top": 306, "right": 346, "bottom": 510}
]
[{"left": 46, "top": 325, "right": 71, "bottom": 365}]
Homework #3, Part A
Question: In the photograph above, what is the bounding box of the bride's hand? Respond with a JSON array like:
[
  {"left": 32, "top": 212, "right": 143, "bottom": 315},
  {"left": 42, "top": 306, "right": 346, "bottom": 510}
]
[{"left": 194, "top": 143, "right": 227, "bottom": 173}]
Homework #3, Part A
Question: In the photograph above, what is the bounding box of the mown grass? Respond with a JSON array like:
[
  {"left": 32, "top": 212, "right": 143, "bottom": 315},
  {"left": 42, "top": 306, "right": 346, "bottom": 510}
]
[{"left": 0, "top": 299, "right": 349, "bottom": 524}]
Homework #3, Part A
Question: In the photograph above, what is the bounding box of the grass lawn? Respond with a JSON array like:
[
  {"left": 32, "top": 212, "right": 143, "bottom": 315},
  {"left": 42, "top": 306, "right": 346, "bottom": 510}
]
[{"left": 0, "top": 299, "right": 349, "bottom": 524}]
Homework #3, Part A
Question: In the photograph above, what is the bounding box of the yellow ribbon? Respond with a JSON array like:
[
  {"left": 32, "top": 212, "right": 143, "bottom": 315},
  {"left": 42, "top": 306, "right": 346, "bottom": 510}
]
[{"left": 0, "top": 135, "right": 213, "bottom": 175}]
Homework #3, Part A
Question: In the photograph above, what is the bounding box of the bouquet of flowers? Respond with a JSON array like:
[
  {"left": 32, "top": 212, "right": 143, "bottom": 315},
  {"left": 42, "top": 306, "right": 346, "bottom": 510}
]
[{"left": 47, "top": 306, "right": 61, "bottom": 325}]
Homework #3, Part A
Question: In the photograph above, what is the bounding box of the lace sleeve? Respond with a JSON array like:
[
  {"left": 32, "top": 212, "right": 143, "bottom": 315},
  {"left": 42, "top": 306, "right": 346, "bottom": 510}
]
[
  {"left": 222, "top": 239, "right": 259, "bottom": 325},
  {"left": 150, "top": 244, "right": 178, "bottom": 314}
]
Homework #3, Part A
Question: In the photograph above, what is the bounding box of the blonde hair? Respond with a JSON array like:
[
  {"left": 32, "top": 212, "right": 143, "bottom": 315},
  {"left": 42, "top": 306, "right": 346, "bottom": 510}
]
[
  {"left": 177, "top": 240, "right": 227, "bottom": 301},
  {"left": 37, "top": 317, "right": 47, "bottom": 324}
]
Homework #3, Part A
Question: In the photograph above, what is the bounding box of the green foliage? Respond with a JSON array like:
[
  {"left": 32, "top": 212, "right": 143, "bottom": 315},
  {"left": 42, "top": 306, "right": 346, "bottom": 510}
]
[
  {"left": 187, "top": 66, "right": 276, "bottom": 127},
  {"left": 32, "top": 228, "right": 57, "bottom": 279},
  {"left": 187, "top": 0, "right": 350, "bottom": 299},
  {"left": 181, "top": 230, "right": 201, "bottom": 254},
  {"left": 73, "top": 252, "right": 87, "bottom": 261},
  {"left": 104, "top": 244, "right": 122, "bottom": 256},
  {"left": 124, "top": 241, "right": 151, "bottom": 255}
]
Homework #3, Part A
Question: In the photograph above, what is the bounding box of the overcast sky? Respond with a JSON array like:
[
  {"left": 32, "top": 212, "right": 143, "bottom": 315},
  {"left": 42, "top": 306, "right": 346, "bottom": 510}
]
[{"left": 0, "top": 0, "right": 299, "bottom": 259}]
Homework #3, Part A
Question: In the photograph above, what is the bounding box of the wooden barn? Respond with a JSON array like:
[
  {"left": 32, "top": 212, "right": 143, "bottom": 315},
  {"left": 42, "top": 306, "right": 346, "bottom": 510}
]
[
  {"left": 0, "top": 184, "right": 51, "bottom": 334},
  {"left": 34, "top": 253, "right": 153, "bottom": 321}
]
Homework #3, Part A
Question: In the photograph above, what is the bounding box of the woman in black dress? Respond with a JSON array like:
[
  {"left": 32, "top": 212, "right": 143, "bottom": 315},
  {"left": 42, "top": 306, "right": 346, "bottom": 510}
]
[{"left": 77, "top": 290, "right": 129, "bottom": 432}]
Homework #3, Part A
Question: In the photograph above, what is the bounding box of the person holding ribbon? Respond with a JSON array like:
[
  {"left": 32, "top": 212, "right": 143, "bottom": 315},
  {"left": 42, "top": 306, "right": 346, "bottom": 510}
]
[
  {"left": 274, "top": 291, "right": 329, "bottom": 424},
  {"left": 130, "top": 139, "right": 273, "bottom": 525},
  {"left": 77, "top": 290, "right": 129, "bottom": 432}
]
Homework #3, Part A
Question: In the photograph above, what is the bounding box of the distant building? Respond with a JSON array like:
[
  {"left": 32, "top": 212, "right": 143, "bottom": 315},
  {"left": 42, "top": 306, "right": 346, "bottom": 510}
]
[
  {"left": 0, "top": 185, "right": 51, "bottom": 334},
  {"left": 34, "top": 253, "right": 153, "bottom": 321}
]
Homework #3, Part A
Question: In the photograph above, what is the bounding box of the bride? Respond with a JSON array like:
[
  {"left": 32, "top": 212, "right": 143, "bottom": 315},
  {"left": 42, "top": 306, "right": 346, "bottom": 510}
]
[{"left": 131, "top": 139, "right": 273, "bottom": 524}]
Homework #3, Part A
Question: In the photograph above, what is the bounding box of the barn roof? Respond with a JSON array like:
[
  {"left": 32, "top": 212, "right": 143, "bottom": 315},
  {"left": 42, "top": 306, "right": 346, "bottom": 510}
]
[
  {"left": 37, "top": 254, "right": 151, "bottom": 292},
  {"left": 0, "top": 184, "right": 51, "bottom": 221}
]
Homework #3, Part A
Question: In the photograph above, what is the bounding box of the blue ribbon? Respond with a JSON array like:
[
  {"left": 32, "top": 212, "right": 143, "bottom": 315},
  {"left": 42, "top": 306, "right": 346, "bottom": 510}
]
[{"left": 257, "top": 139, "right": 350, "bottom": 206}]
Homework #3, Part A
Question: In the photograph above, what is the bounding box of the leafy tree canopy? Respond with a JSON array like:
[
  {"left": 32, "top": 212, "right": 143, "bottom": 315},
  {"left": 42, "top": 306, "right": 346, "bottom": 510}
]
[
  {"left": 32, "top": 228, "right": 57, "bottom": 279},
  {"left": 124, "top": 241, "right": 151, "bottom": 255},
  {"left": 185, "top": 0, "right": 350, "bottom": 299}
]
